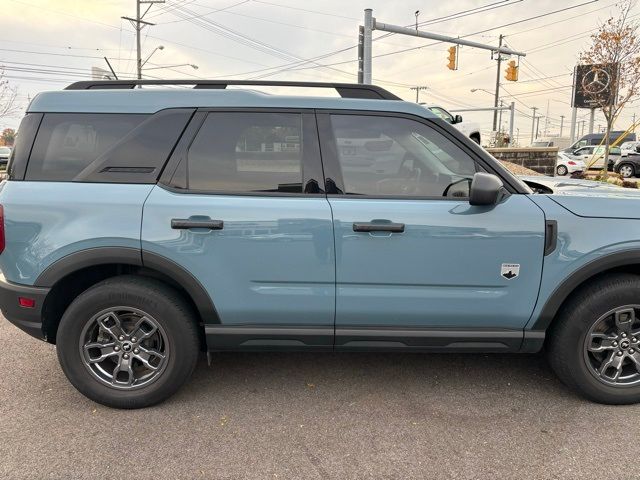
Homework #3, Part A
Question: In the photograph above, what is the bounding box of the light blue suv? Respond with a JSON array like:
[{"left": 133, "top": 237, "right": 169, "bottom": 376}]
[{"left": 3, "top": 80, "right": 640, "bottom": 408}]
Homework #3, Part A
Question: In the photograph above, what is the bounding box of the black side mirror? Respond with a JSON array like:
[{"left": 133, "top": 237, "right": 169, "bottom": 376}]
[
  {"left": 469, "top": 172, "right": 504, "bottom": 206},
  {"left": 453, "top": 114, "right": 463, "bottom": 124}
]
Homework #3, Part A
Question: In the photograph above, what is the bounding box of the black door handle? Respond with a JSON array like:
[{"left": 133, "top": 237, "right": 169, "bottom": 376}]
[
  {"left": 171, "top": 219, "right": 224, "bottom": 230},
  {"left": 353, "top": 222, "right": 405, "bottom": 233}
]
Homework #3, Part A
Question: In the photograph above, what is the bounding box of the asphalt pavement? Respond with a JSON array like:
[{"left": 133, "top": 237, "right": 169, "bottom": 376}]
[{"left": 1, "top": 316, "right": 640, "bottom": 480}]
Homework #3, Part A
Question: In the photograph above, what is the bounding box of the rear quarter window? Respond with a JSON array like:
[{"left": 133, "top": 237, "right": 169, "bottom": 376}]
[{"left": 25, "top": 113, "right": 148, "bottom": 181}]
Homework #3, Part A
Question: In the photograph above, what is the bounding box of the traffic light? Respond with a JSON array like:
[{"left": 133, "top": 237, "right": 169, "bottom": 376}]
[
  {"left": 447, "top": 46, "right": 458, "bottom": 71},
  {"left": 505, "top": 60, "right": 518, "bottom": 81}
]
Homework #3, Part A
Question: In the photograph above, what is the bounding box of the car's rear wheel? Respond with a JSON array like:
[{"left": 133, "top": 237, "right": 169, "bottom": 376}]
[
  {"left": 547, "top": 274, "right": 640, "bottom": 404},
  {"left": 56, "top": 276, "right": 200, "bottom": 409},
  {"left": 556, "top": 165, "right": 568, "bottom": 176},
  {"left": 618, "top": 163, "right": 635, "bottom": 178}
]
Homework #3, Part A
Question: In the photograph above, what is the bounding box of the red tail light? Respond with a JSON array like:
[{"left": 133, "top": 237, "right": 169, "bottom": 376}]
[
  {"left": 18, "top": 297, "right": 35, "bottom": 308},
  {"left": 0, "top": 205, "right": 4, "bottom": 254},
  {"left": 567, "top": 161, "right": 576, "bottom": 165}
]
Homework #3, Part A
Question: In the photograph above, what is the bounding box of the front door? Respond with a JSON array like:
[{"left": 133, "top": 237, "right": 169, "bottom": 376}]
[
  {"left": 142, "top": 110, "right": 335, "bottom": 349},
  {"left": 317, "top": 112, "right": 546, "bottom": 350}
]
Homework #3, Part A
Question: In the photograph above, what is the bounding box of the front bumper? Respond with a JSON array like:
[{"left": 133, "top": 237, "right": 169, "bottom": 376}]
[{"left": 0, "top": 273, "right": 49, "bottom": 340}]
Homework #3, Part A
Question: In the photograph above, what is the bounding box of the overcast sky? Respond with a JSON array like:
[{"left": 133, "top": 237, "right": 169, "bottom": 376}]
[{"left": 2, "top": 0, "right": 639, "bottom": 144}]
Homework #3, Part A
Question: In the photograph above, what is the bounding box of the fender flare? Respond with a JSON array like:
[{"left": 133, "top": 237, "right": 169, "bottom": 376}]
[
  {"left": 531, "top": 250, "right": 640, "bottom": 331},
  {"left": 35, "top": 247, "right": 219, "bottom": 323}
]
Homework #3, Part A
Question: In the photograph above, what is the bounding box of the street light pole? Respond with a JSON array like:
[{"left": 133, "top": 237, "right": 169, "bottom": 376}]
[{"left": 559, "top": 115, "right": 565, "bottom": 137}]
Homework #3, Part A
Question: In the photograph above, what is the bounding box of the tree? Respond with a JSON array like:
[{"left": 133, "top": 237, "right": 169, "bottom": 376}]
[
  {"left": 0, "top": 69, "right": 19, "bottom": 120},
  {"left": 1, "top": 128, "right": 15, "bottom": 146},
  {"left": 579, "top": 0, "right": 640, "bottom": 171}
]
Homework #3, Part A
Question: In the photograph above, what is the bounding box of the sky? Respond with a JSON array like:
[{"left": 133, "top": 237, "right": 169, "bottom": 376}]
[{"left": 1, "top": 0, "right": 639, "bottom": 145}]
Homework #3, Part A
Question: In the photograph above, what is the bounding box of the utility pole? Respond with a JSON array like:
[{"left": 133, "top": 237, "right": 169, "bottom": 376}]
[
  {"left": 535, "top": 116, "right": 541, "bottom": 140},
  {"left": 493, "top": 34, "right": 504, "bottom": 132},
  {"left": 498, "top": 99, "right": 504, "bottom": 133},
  {"left": 122, "top": 0, "right": 165, "bottom": 80},
  {"left": 559, "top": 115, "right": 565, "bottom": 137},
  {"left": 530, "top": 106, "right": 538, "bottom": 144},
  {"left": 410, "top": 86, "right": 428, "bottom": 103}
]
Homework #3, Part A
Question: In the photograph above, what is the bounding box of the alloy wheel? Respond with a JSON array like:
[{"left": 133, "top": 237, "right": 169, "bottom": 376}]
[
  {"left": 619, "top": 164, "right": 634, "bottom": 178},
  {"left": 584, "top": 305, "right": 640, "bottom": 387},
  {"left": 557, "top": 165, "right": 568, "bottom": 176},
  {"left": 79, "top": 307, "right": 169, "bottom": 390}
]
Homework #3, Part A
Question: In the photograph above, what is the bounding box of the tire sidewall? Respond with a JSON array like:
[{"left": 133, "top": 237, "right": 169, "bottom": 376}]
[
  {"left": 57, "top": 278, "right": 198, "bottom": 408},
  {"left": 557, "top": 282, "right": 640, "bottom": 403}
]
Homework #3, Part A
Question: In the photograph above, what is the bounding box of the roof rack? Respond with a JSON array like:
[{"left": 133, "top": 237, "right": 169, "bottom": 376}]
[{"left": 64, "top": 80, "right": 402, "bottom": 100}]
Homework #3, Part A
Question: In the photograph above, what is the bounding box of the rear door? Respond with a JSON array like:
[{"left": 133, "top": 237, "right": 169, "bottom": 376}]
[
  {"left": 142, "top": 110, "right": 335, "bottom": 349},
  {"left": 317, "top": 112, "right": 546, "bottom": 350}
]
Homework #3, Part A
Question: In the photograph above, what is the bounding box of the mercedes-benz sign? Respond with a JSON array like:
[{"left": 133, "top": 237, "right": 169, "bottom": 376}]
[{"left": 573, "top": 63, "right": 618, "bottom": 108}]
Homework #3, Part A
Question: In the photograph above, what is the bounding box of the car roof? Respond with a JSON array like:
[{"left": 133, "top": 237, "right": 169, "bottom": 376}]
[{"left": 27, "top": 88, "right": 438, "bottom": 118}]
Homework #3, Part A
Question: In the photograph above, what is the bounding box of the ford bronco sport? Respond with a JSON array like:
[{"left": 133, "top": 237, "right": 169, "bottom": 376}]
[{"left": 2, "top": 80, "right": 640, "bottom": 408}]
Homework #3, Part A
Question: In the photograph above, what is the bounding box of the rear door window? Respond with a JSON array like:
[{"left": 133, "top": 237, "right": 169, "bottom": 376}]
[
  {"left": 26, "top": 113, "right": 147, "bottom": 181},
  {"left": 186, "top": 112, "right": 307, "bottom": 193}
]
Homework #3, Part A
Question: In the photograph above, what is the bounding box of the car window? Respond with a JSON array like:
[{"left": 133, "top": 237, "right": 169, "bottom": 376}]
[
  {"left": 187, "top": 112, "right": 304, "bottom": 193},
  {"left": 428, "top": 107, "right": 454, "bottom": 124},
  {"left": 0, "top": 147, "right": 10, "bottom": 155},
  {"left": 329, "top": 114, "right": 477, "bottom": 198},
  {"left": 26, "top": 113, "right": 148, "bottom": 181}
]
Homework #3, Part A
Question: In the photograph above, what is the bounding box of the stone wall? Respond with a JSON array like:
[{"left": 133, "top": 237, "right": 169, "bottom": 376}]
[{"left": 485, "top": 147, "right": 558, "bottom": 176}]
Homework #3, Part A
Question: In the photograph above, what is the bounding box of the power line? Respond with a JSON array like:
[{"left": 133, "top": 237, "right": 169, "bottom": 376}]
[
  {"left": 250, "top": 0, "right": 360, "bottom": 21},
  {"left": 260, "top": 0, "right": 600, "bottom": 78}
]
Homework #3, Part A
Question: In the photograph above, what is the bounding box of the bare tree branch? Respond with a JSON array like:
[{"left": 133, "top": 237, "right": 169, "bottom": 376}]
[
  {"left": 579, "top": 0, "right": 640, "bottom": 171},
  {"left": 0, "top": 69, "right": 20, "bottom": 120}
]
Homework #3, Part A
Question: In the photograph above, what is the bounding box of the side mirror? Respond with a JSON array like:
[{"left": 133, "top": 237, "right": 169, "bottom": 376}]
[
  {"left": 453, "top": 114, "right": 463, "bottom": 124},
  {"left": 469, "top": 172, "right": 503, "bottom": 206}
]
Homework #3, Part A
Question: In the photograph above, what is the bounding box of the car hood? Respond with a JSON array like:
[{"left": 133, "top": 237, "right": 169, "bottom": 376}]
[{"left": 519, "top": 175, "right": 640, "bottom": 219}]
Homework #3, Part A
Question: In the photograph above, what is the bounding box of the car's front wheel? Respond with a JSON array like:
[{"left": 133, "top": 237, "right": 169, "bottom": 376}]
[
  {"left": 618, "top": 163, "right": 635, "bottom": 178},
  {"left": 56, "top": 276, "right": 200, "bottom": 409},
  {"left": 556, "top": 164, "right": 568, "bottom": 176},
  {"left": 547, "top": 274, "right": 640, "bottom": 404}
]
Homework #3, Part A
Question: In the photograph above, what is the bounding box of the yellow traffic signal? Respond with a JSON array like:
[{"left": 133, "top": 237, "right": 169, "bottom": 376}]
[
  {"left": 505, "top": 60, "right": 518, "bottom": 81},
  {"left": 447, "top": 46, "right": 457, "bottom": 71}
]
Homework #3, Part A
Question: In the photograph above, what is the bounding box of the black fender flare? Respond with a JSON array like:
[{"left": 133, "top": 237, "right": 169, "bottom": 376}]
[
  {"left": 35, "top": 247, "right": 219, "bottom": 323},
  {"left": 531, "top": 250, "right": 640, "bottom": 331}
]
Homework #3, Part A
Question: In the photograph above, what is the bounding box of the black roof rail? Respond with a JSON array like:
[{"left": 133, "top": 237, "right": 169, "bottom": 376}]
[{"left": 64, "top": 80, "right": 402, "bottom": 100}]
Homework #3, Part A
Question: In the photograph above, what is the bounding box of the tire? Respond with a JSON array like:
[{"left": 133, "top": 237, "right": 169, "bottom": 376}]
[
  {"left": 546, "top": 273, "right": 640, "bottom": 404},
  {"left": 56, "top": 275, "right": 200, "bottom": 409},
  {"left": 618, "top": 163, "right": 635, "bottom": 178},
  {"left": 556, "top": 165, "right": 568, "bottom": 176}
]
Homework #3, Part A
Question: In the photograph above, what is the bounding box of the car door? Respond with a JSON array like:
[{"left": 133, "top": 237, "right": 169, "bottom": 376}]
[
  {"left": 317, "top": 112, "right": 546, "bottom": 351},
  {"left": 142, "top": 110, "right": 335, "bottom": 349}
]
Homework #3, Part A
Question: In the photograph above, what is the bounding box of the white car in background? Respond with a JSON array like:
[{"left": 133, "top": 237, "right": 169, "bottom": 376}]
[
  {"left": 426, "top": 105, "right": 482, "bottom": 145},
  {"left": 555, "top": 154, "right": 586, "bottom": 176},
  {"left": 621, "top": 141, "right": 640, "bottom": 157}
]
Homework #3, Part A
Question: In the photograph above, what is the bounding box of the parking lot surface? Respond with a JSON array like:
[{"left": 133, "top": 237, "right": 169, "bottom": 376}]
[{"left": 2, "top": 317, "right": 640, "bottom": 480}]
